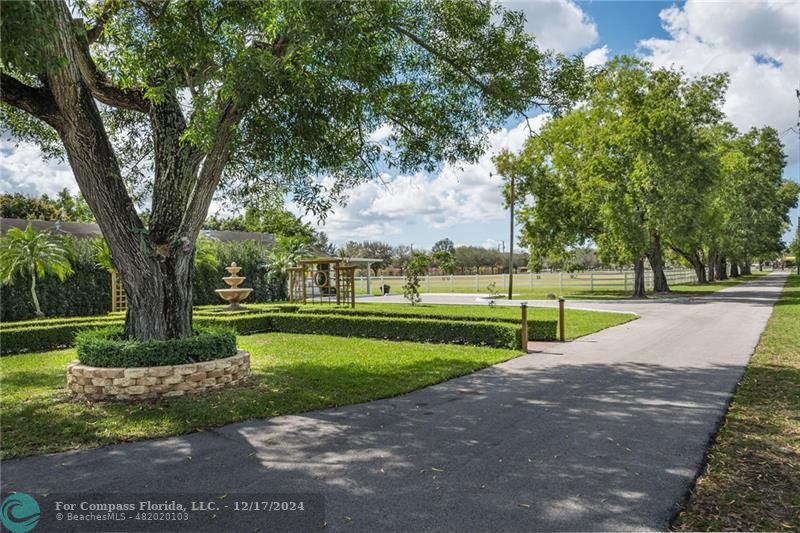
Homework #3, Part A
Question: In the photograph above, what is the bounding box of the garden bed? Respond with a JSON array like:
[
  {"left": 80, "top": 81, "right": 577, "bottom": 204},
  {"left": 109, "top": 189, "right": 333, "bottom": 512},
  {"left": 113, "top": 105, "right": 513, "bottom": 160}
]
[{"left": 67, "top": 351, "right": 250, "bottom": 402}]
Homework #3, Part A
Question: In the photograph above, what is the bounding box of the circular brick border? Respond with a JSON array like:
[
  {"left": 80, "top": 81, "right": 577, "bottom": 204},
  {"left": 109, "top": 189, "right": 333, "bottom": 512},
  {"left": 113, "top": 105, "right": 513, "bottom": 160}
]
[{"left": 66, "top": 350, "right": 250, "bottom": 401}]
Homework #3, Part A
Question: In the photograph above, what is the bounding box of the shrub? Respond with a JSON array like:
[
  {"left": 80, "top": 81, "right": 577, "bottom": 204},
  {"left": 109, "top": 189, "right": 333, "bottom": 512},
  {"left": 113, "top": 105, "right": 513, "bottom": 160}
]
[
  {"left": 269, "top": 313, "right": 523, "bottom": 349},
  {"left": 0, "top": 320, "right": 117, "bottom": 355},
  {"left": 293, "top": 307, "right": 558, "bottom": 340},
  {"left": 76, "top": 326, "right": 237, "bottom": 368}
]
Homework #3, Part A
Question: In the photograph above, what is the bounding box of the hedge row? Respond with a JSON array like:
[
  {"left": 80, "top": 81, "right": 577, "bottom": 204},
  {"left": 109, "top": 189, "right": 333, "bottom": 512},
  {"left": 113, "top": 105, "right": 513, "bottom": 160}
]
[
  {"left": 76, "top": 326, "right": 237, "bottom": 368},
  {"left": 1, "top": 309, "right": 556, "bottom": 355},
  {"left": 294, "top": 306, "right": 556, "bottom": 335},
  {"left": 0, "top": 313, "right": 280, "bottom": 355},
  {"left": 0, "top": 320, "right": 122, "bottom": 355},
  {"left": 268, "top": 313, "right": 525, "bottom": 350}
]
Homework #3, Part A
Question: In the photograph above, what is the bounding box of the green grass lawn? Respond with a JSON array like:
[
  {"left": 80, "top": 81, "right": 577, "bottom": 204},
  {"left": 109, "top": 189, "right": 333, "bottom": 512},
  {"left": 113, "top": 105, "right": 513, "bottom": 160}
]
[
  {"left": 672, "top": 273, "right": 800, "bottom": 532},
  {"left": 0, "top": 334, "right": 520, "bottom": 459},
  {"left": 335, "top": 302, "right": 635, "bottom": 340},
  {"left": 352, "top": 271, "right": 769, "bottom": 299}
]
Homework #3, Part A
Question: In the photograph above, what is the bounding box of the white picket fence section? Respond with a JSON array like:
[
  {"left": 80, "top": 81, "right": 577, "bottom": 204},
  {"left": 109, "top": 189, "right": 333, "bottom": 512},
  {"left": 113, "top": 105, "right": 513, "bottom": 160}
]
[{"left": 354, "top": 268, "right": 698, "bottom": 295}]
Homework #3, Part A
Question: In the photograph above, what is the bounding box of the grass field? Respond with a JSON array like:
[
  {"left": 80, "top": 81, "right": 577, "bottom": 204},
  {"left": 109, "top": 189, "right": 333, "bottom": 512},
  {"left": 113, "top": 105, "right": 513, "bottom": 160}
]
[
  {"left": 355, "top": 270, "right": 769, "bottom": 299},
  {"left": 0, "top": 334, "right": 521, "bottom": 459},
  {"left": 672, "top": 273, "right": 800, "bottom": 531}
]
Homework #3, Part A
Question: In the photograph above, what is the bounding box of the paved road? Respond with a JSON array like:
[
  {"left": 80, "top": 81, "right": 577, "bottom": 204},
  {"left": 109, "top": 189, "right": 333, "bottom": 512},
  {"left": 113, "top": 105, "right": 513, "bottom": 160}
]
[{"left": 3, "top": 273, "right": 788, "bottom": 532}]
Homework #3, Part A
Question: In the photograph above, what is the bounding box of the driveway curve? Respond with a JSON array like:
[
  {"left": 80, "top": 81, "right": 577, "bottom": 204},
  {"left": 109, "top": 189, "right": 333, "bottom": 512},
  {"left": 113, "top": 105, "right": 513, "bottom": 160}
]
[{"left": 2, "top": 272, "right": 789, "bottom": 531}]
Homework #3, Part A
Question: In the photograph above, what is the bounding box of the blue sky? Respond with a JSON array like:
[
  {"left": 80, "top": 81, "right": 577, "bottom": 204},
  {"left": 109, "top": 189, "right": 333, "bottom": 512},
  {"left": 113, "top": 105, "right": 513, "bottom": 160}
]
[{"left": 2, "top": 0, "right": 799, "bottom": 250}]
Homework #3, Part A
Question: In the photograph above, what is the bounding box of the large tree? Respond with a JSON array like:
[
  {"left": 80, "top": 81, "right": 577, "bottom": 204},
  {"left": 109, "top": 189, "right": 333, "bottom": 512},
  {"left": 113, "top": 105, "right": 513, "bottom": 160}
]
[
  {"left": 2, "top": 0, "right": 584, "bottom": 340},
  {"left": 669, "top": 125, "right": 799, "bottom": 281},
  {"left": 497, "top": 57, "right": 726, "bottom": 297}
]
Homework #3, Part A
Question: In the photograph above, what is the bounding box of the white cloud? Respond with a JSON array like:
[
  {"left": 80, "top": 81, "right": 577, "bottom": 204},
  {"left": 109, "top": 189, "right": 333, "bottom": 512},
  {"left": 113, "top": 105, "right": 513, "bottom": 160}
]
[
  {"left": 502, "top": 0, "right": 598, "bottom": 53},
  {"left": 0, "top": 140, "right": 76, "bottom": 197},
  {"left": 304, "top": 115, "right": 551, "bottom": 243},
  {"left": 639, "top": 0, "right": 800, "bottom": 166},
  {"left": 583, "top": 45, "right": 610, "bottom": 68}
]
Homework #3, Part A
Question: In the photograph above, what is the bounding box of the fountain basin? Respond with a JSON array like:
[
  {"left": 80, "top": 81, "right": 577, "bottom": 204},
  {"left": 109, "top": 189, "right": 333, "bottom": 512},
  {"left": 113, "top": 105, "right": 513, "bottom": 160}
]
[{"left": 216, "top": 287, "right": 253, "bottom": 310}]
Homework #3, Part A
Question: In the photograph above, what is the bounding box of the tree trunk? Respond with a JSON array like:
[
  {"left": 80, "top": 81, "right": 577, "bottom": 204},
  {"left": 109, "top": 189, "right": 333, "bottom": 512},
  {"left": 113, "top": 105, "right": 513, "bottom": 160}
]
[
  {"left": 741, "top": 260, "right": 752, "bottom": 275},
  {"left": 669, "top": 245, "right": 707, "bottom": 284},
  {"left": 632, "top": 256, "right": 647, "bottom": 298},
  {"left": 646, "top": 234, "right": 670, "bottom": 293},
  {"left": 707, "top": 250, "right": 717, "bottom": 282},
  {"left": 30, "top": 271, "right": 43, "bottom": 317},
  {"left": 717, "top": 256, "right": 728, "bottom": 280},
  {"left": 730, "top": 261, "right": 740, "bottom": 278},
  {"left": 28, "top": 1, "right": 240, "bottom": 341},
  {"left": 121, "top": 252, "right": 195, "bottom": 340}
]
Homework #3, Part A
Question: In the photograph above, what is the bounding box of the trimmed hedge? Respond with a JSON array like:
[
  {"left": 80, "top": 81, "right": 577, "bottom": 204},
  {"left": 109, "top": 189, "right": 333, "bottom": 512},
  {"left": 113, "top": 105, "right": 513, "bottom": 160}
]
[
  {"left": 76, "top": 326, "right": 237, "bottom": 368},
  {"left": 0, "top": 306, "right": 554, "bottom": 355},
  {"left": 269, "top": 313, "right": 524, "bottom": 350},
  {"left": 0, "top": 320, "right": 122, "bottom": 355},
  {"left": 294, "top": 306, "right": 557, "bottom": 340}
]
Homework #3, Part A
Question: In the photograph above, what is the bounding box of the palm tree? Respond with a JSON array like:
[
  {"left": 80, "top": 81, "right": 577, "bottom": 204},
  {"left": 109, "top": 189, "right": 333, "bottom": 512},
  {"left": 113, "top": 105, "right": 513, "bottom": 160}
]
[
  {"left": 262, "top": 236, "right": 311, "bottom": 300},
  {"left": 0, "top": 223, "right": 74, "bottom": 317}
]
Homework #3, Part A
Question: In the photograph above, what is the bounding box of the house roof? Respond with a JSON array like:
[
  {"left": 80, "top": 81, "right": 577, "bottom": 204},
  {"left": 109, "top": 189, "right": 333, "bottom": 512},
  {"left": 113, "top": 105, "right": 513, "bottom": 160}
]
[{"left": 1, "top": 218, "right": 274, "bottom": 245}]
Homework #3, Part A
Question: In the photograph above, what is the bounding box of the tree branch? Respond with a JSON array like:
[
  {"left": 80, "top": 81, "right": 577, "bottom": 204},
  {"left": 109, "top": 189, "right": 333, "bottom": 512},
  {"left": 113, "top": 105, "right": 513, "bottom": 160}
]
[
  {"left": 179, "top": 100, "right": 243, "bottom": 237},
  {"left": 83, "top": 0, "right": 118, "bottom": 43},
  {"left": 72, "top": 22, "right": 149, "bottom": 112},
  {"left": 389, "top": 25, "right": 491, "bottom": 94},
  {"left": 0, "top": 73, "right": 63, "bottom": 128}
]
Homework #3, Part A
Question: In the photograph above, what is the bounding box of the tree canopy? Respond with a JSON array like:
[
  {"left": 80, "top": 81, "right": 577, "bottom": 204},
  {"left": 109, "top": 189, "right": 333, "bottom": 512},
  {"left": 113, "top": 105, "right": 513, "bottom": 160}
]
[
  {"left": 498, "top": 57, "right": 799, "bottom": 295},
  {"left": 1, "top": 0, "right": 585, "bottom": 340}
]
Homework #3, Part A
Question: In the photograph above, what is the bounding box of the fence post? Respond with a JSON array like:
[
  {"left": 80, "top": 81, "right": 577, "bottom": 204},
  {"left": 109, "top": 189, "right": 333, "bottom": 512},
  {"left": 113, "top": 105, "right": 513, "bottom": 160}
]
[
  {"left": 559, "top": 271, "right": 564, "bottom": 294},
  {"left": 590, "top": 271, "right": 594, "bottom": 292},
  {"left": 520, "top": 303, "right": 528, "bottom": 353},
  {"left": 624, "top": 271, "right": 629, "bottom": 292},
  {"left": 558, "top": 297, "right": 565, "bottom": 342}
]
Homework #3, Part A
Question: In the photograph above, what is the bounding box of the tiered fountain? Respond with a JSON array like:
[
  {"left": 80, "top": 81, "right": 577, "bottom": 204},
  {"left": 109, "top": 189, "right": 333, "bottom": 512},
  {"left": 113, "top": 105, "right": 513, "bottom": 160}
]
[{"left": 215, "top": 262, "right": 253, "bottom": 311}]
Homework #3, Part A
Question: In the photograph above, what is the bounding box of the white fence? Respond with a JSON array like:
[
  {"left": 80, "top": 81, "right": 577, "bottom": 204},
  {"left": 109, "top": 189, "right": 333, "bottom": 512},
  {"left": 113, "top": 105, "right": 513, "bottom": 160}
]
[{"left": 354, "top": 268, "right": 698, "bottom": 295}]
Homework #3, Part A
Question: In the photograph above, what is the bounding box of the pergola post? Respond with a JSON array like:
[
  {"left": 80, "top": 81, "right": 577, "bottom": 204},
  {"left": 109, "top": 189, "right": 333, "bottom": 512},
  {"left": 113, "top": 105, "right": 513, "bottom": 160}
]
[{"left": 366, "top": 262, "right": 373, "bottom": 295}]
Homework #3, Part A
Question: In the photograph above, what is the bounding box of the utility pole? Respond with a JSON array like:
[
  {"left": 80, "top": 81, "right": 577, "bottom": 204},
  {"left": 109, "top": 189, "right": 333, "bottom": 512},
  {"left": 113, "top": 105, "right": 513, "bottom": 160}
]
[
  {"left": 508, "top": 174, "right": 515, "bottom": 300},
  {"left": 796, "top": 89, "right": 799, "bottom": 275}
]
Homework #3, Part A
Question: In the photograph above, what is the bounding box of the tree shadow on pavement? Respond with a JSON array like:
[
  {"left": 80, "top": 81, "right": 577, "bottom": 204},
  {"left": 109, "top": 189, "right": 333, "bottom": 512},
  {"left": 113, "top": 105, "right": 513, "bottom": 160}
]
[{"left": 3, "top": 359, "right": 764, "bottom": 532}]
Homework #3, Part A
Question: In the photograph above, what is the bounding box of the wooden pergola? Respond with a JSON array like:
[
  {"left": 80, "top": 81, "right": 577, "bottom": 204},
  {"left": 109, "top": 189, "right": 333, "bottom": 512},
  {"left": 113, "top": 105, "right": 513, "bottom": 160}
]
[{"left": 288, "top": 257, "right": 357, "bottom": 307}]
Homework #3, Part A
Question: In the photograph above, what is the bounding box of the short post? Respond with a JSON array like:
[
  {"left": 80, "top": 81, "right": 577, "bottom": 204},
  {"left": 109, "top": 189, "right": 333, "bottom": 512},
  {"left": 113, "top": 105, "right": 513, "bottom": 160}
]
[
  {"left": 520, "top": 303, "right": 528, "bottom": 353},
  {"left": 558, "top": 297, "right": 565, "bottom": 342}
]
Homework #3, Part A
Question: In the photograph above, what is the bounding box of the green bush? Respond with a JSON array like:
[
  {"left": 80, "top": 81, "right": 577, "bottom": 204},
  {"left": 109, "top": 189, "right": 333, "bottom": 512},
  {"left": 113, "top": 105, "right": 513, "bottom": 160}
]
[
  {"left": 0, "top": 320, "right": 119, "bottom": 355},
  {"left": 269, "top": 313, "right": 524, "bottom": 350},
  {"left": 0, "top": 304, "right": 557, "bottom": 354},
  {"left": 195, "top": 313, "right": 276, "bottom": 335},
  {"left": 76, "top": 327, "right": 237, "bottom": 368},
  {"left": 294, "top": 306, "right": 557, "bottom": 339}
]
